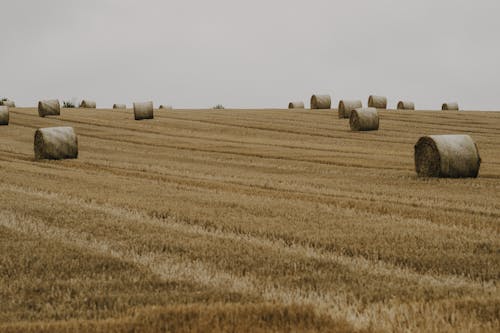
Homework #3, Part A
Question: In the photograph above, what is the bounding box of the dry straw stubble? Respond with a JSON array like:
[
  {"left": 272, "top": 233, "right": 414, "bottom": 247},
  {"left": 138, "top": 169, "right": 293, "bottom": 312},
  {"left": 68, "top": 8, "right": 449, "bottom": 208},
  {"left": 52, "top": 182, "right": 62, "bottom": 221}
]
[
  {"left": 34, "top": 126, "right": 78, "bottom": 160},
  {"left": 338, "top": 100, "right": 362, "bottom": 119},
  {"left": 0, "top": 106, "right": 9, "bottom": 125},
  {"left": 134, "top": 101, "right": 154, "bottom": 120},
  {"left": 349, "top": 107, "right": 379, "bottom": 131},
  {"left": 38, "top": 99, "right": 61, "bottom": 117},
  {"left": 414, "top": 134, "right": 481, "bottom": 178}
]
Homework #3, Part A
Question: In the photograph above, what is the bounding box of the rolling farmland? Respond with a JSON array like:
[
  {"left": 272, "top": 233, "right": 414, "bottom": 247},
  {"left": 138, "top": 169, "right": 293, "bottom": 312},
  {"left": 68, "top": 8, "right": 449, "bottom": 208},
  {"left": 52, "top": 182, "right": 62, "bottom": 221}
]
[{"left": 0, "top": 107, "right": 499, "bottom": 332}]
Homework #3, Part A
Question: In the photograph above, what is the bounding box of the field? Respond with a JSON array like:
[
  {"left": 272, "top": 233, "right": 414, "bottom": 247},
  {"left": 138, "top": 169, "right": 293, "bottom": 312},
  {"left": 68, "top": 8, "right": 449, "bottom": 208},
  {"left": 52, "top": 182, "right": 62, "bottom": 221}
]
[{"left": 0, "top": 107, "right": 499, "bottom": 332}]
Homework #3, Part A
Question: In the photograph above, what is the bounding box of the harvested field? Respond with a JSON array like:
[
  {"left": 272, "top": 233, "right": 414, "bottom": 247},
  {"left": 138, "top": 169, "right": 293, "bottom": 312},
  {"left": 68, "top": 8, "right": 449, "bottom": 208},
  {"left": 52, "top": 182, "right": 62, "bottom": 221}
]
[{"left": 0, "top": 107, "right": 499, "bottom": 332}]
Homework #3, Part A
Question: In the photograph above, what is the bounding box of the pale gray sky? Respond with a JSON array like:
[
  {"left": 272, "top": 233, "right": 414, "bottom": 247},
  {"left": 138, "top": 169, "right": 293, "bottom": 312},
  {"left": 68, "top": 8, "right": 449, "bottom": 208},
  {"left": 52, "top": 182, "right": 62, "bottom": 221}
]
[{"left": 1, "top": 0, "right": 499, "bottom": 110}]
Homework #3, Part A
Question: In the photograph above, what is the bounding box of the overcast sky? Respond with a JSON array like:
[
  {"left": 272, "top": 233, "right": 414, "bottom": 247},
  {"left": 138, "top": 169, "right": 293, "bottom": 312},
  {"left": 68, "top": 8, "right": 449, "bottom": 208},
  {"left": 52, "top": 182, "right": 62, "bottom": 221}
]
[{"left": 1, "top": 0, "right": 499, "bottom": 110}]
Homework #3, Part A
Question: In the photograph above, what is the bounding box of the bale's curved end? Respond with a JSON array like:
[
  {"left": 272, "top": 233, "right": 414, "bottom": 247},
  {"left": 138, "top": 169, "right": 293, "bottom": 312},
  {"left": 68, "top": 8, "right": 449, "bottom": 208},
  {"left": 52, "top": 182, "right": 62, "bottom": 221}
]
[
  {"left": 368, "top": 95, "right": 387, "bottom": 109},
  {"left": 34, "top": 126, "right": 78, "bottom": 160},
  {"left": 310, "top": 95, "right": 331, "bottom": 109},
  {"left": 288, "top": 102, "right": 305, "bottom": 109},
  {"left": 338, "top": 100, "right": 362, "bottom": 119},
  {"left": 397, "top": 101, "right": 415, "bottom": 110},
  {"left": 350, "top": 108, "right": 379, "bottom": 131}
]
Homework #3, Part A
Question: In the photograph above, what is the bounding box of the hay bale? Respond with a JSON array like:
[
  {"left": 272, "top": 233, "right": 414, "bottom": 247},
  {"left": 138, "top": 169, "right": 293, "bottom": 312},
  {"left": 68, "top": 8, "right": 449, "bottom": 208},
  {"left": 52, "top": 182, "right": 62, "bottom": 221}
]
[
  {"left": 288, "top": 102, "right": 305, "bottom": 109},
  {"left": 310, "top": 95, "right": 331, "bottom": 109},
  {"left": 397, "top": 101, "right": 415, "bottom": 110},
  {"left": 442, "top": 102, "right": 459, "bottom": 111},
  {"left": 338, "top": 100, "right": 362, "bottom": 119},
  {"left": 368, "top": 95, "right": 387, "bottom": 109},
  {"left": 38, "top": 99, "right": 61, "bottom": 117},
  {"left": 414, "top": 135, "right": 480, "bottom": 178},
  {"left": 159, "top": 105, "right": 173, "bottom": 110},
  {"left": 0, "top": 100, "right": 15, "bottom": 107},
  {"left": 80, "top": 100, "right": 96, "bottom": 108},
  {"left": 349, "top": 108, "right": 379, "bottom": 131},
  {"left": 0, "top": 106, "right": 9, "bottom": 125},
  {"left": 34, "top": 126, "right": 78, "bottom": 160},
  {"left": 113, "top": 104, "right": 126, "bottom": 109},
  {"left": 133, "top": 101, "right": 154, "bottom": 120}
]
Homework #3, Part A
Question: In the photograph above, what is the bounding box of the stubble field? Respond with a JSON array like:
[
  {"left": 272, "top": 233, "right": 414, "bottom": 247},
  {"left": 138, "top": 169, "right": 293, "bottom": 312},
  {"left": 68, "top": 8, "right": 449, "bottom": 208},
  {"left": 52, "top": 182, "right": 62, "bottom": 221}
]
[{"left": 0, "top": 107, "right": 499, "bottom": 332}]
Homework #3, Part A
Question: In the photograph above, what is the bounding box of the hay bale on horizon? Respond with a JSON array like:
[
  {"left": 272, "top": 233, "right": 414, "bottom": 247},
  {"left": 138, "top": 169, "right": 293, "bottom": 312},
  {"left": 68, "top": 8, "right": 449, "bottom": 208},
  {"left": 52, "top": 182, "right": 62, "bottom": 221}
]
[
  {"left": 350, "top": 108, "right": 379, "bottom": 131},
  {"left": 38, "top": 99, "right": 61, "bottom": 117},
  {"left": 338, "top": 100, "right": 362, "bottom": 119},
  {"left": 397, "top": 101, "right": 415, "bottom": 110},
  {"left": 414, "top": 135, "right": 480, "bottom": 178},
  {"left": 159, "top": 105, "right": 173, "bottom": 110},
  {"left": 134, "top": 101, "right": 154, "bottom": 120},
  {"left": 34, "top": 126, "right": 78, "bottom": 160},
  {"left": 113, "top": 104, "right": 126, "bottom": 109},
  {"left": 0, "top": 100, "right": 15, "bottom": 107},
  {"left": 288, "top": 102, "right": 305, "bottom": 109},
  {"left": 368, "top": 95, "right": 387, "bottom": 109},
  {"left": 442, "top": 102, "right": 459, "bottom": 111},
  {"left": 80, "top": 100, "right": 96, "bottom": 108},
  {"left": 310, "top": 95, "right": 331, "bottom": 109},
  {"left": 0, "top": 106, "right": 9, "bottom": 125}
]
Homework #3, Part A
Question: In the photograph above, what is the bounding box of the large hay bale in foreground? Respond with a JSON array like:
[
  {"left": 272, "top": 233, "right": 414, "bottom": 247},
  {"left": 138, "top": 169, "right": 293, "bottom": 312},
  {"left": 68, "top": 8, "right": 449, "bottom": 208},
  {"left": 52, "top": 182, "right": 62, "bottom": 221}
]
[
  {"left": 0, "top": 100, "right": 15, "bottom": 107},
  {"left": 350, "top": 108, "right": 379, "bottom": 131},
  {"left": 80, "top": 100, "right": 96, "bottom": 108},
  {"left": 397, "top": 101, "right": 415, "bottom": 110},
  {"left": 414, "top": 135, "right": 480, "bottom": 178},
  {"left": 34, "top": 127, "right": 78, "bottom": 160},
  {"left": 310, "top": 95, "right": 331, "bottom": 109},
  {"left": 0, "top": 106, "right": 9, "bottom": 125},
  {"left": 134, "top": 101, "right": 154, "bottom": 120},
  {"left": 368, "top": 95, "right": 387, "bottom": 109},
  {"left": 288, "top": 102, "right": 305, "bottom": 109},
  {"left": 113, "top": 104, "right": 126, "bottom": 109},
  {"left": 442, "top": 102, "right": 459, "bottom": 111},
  {"left": 38, "top": 99, "right": 61, "bottom": 117},
  {"left": 338, "top": 100, "right": 362, "bottom": 119}
]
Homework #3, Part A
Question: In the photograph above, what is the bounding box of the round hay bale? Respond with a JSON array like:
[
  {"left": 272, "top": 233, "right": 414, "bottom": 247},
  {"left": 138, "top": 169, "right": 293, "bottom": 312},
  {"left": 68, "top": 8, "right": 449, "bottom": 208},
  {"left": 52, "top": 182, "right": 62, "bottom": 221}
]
[
  {"left": 34, "top": 126, "right": 78, "bottom": 160},
  {"left": 368, "top": 95, "right": 387, "bottom": 109},
  {"left": 310, "top": 95, "right": 331, "bottom": 109},
  {"left": 397, "top": 101, "right": 415, "bottom": 110},
  {"left": 159, "top": 105, "right": 173, "bottom": 110},
  {"left": 349, "top": 108, "right": 379, "bottom": 131},
  {"left": 80, "top": 100, "right": 96, "bottom": 108},
  {"left": 0, "top": 106, "right": 9, "bottom": 125},
  {"left": 288, "top": 102, "right": 305, "bottom": 109},
  {"left": 414, "top": 135, "right": 480, "bottom": 178},
  {"left": 0, "top": 100, "right": 15, "bottom": 107},
  {"left": 113, "top": 104, "right": 126, "bottom": 109},
  {"left": 442, "top": 102, "right": 459, "bottom": 111},
  {"left": 133, "top": 101, "right": 154, "bottom": 120},
  {"left": 338, "top": 100, "right": 362, "bottom": 119},
  {"left": 38, "top": 99, "right": 61, "bottom": 117}
]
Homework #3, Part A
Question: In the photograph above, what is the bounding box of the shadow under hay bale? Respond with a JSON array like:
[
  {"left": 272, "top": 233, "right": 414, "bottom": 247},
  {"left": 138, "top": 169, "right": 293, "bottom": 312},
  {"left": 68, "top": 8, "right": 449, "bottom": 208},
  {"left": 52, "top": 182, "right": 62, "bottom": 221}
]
[
  {"left": 113, "top": 104, "right": 126, "bottom": 109},
  {"left": 80, "top": 100, "right": 96, "bottom": 108},
  {"left": 288, "top": 102, "right": 305, "bottom": 109},
  {"left": 368, "top": 95, "right": 387, "bottom": 109},
  {"left": 134, "top": 101, "right": 154, "bottom": 120},
  {"left": 0, "top": 106, "right": 9, "bottom": 125},
  {"left": 350, "top": 108, "right": 379, "bottom": 131},
  {"left": 34, "top": 127, "right": 78, "bottom": 160},
  {"left": 414, "top": 135, "right": 480, "bottom": 178},
  {"left": 397, "top": 101, "right": 415, "bottom": 110},
  {"left": 310, "top": 95, "right": 331, "bottom": 109},
  {"left": 38, "top": 99, "right": 61, "bottom": 117},
  {"left": 442, "top": 102, "right": 459, "bottom": 111},
  {"left": 338, "top": 100, "right": 362, "bottom": 119}
]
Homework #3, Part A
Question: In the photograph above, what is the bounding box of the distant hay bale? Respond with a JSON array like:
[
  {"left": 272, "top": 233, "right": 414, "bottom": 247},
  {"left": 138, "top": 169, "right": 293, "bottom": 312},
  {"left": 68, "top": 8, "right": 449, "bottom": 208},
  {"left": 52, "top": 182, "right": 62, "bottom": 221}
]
[
  {"left": 442, "top": 102, "right": 459, "bottom": 111},
  {"left": 38, "top": 99, "right": 61, "bottom": 117},
  {"left": 80, "top": 100, "right": 96, "bottom": 108},
  {"left": 368, "top": 95, "right": 387, "bottom": 109},
  {"left": 288, "top": 102, "right": 305, "bottom": 109},
  {"left": 310, "top": 95, "right": 331, "bottom": 109},
  {"left": 0, "top": 100, "right": 15, "bottom": 107},
  {"left": 34, "top": 126, "right": 78, "bottom": 160},
  {"left": 414, "top": 135, "right": 480, "bottom": 178},
  {"left": 113, "top": 104, "right": 126, "bottom": 109},
  {"left": 133, "top": 101, "right": 154, "bottom": 120},
  {"left": 397, "top": 101, "right": 415, "bottom": 110},
  {"left": 338, "top": 100, "right": 362, "bottom": 119},
  {"left": 349, "top": 108, "right": 379, "bottom": 131},
  {"left": 0, "top": 106, "right": 9, "bottom": 125},
  {"left": 159, "top": 105, "right": 173, "bottom": 110}
]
